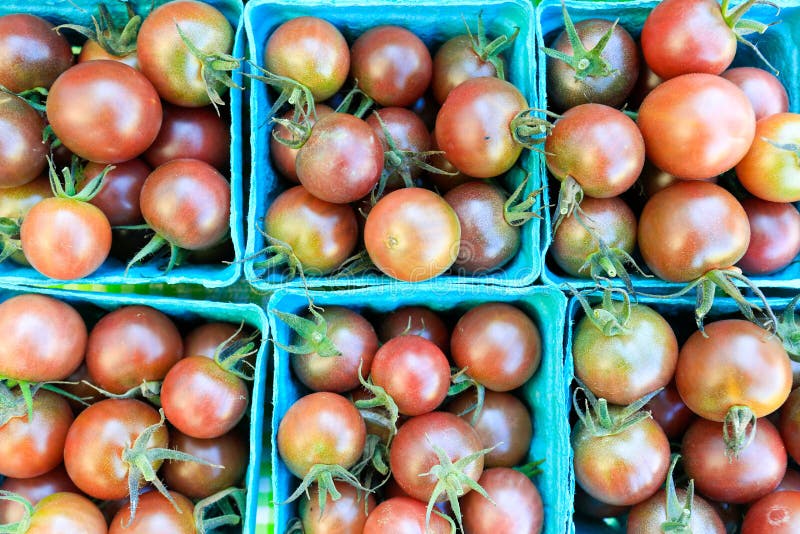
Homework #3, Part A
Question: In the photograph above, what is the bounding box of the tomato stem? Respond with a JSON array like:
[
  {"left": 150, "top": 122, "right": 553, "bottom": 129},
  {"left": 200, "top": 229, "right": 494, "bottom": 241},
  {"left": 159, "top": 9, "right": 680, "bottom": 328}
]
[
  {"left": 573, "top": 380, "right": 661, "bottom": 437},
  {"left": 272, "top": 308, "right": 341, "bottom": 358},
  {"left": 56, "top": 3, "right": 142, "bottom": 57},
  {"left": 355, "top": 363, "right": 400, "bottom": 444},
  {"left": 504, "top": 174, "right": 544, "bottom": 227},
  {"left": 722, "top": 405, "right": 757, "bottom": 458},
  {"left": 776, "top": 295, "right": 800, "bottom": 361},
  {"left": 720, "top": 0, "right": 780, "bottom": 74},
  {"left": 0, "top": 491, "right": 34, "bottom": 533},
  {"left": 80, "top": 379, "right": 162, "bottom": 404},
  {"left": 661, "top": 454, "right": 696, "bottom": 531},
  {"left": 448, "top": 368, "right": 486, "bottom": 426},
  {"left": 572, "top": 286, "right": 632, "bottom": 337},
  {"left": 248, "top": 64, "right": 317, "bottom": 127},
  {"left": 283, "top": 464, "right": 368, "bottom": 515},
  {"left": 213, "top": 323, "right": 259, "bottom": 380},
  {"left": 463, "top": 12, "right": 519, "bottom": 80},
  {"left": 193, "top": 487, "right": 246, "bottom": 534},
  {"left": 514, "top": 459, "right": 546, "bottom": 479},
  {"left": 510, "top": 109, "right": 558, "bottom": 149}
]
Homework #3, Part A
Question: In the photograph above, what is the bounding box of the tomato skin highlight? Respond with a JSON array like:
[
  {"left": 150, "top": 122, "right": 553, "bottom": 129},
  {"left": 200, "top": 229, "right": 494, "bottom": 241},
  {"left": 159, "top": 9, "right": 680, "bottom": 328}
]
[
  {"left": 144, "top": 104, "right": 230, "bottom": 170},
  {"left": 0, "top": 93, "right": 48, "bottom": 188},
  {"left": 432, "top": 34, "right": 500, "bottom": 105},
  {"left": 28, "top": 492, "right": 107, "bottom": 534},
  {"left": 0, "top": 465, "right": 78, "bottom": 524},
  {"left": 299, "top": 483, "right": 375, "bottom": 534},
  {"left": 363, "top": 496, "right": 452, "bottom": 534},
  {"left": 0, "top": 14, "right": 73, "bottom": 92},
  {"left": 736, "top": 112, "right": 800, "bottom": 203},
  {"left": 79, "top": 40, "right": 139, "bottom": 69},
  {"left": 741, "top": 491, "right": 800, "bottom": 534},
  {"left": 83, "top": 159, "right": 150, "bottom": 226},
  {"left": 461, "top": 467, "right": 544, "bottom": 534},
  {"left": 379, "top": 306, "right": 449, "bottom": 353},
  {"left": 722, "top": 67, "right": 789, "bottom": 121},
  {"left": 109, "top": 490, "right": 194, "bottom": 534},
  {"left": 738, "top": 198, "right": 800, "bottom": 275}
]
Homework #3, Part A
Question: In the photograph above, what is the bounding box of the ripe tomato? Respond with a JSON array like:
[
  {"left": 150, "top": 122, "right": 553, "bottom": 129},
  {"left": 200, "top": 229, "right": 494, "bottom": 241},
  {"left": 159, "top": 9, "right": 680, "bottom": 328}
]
[
  {"left": 364, "top": 188, "right": 460, "bottom": 282},
  {"left": 645, "top": 382, "right": 694, "bottom": 440},
  {"left": 451, "top": 303, "right": 541, "bottom": 392},
  {"left": 736, "top": 112, "right": 800, "bottom": 202},
  {"left": 0, "top": 389, "right": 73, "bottom": 478},
  {"left": 0, "top": 175, "right": 51, "bottom": 219},
  {"left": 137, "top": 0, "right": 234, "bottom": 107},
  {"left": 378, "top": 306, "right": 449, "bottom": 353},
  {"left": 0, "top": 14, "right": 73, "bottom": 92},
  {"left": 627, "top": 487, "right": 724, "bottom": 533},
  {"left": 741, "top": 491, "right": 800, "bottom": 533},
  {"left": 366, "top": 107, "right": 431, "bottom": 183},
  {"left": 145, "top": 104, "right": 230, "bottom": 170},
  {"left": 299, "top": 483, "right": 375, "bottom": 534},
  {"left": 461, "top": 467, "right": 543, "bottom": 534},
  {"left": 296, "top": 113, "right": 383, "bottom": 204},
  {"left": 0, "top": 465, "right": 77, "bottom": 523},
  {"left": 427, "top": 137, "right": 474, "bottom": 193},
  {"left": 363, "top": 497, "right": 451, "bottom": 534},
  {"left": 47, "top": 60, "right": 162, "bottom": 164},
  {"left": 371, "top": 335, "right": 450, "bottom": 416},
  {"left": 432, "top": 34, "right": 502, "bottom": 105},
  {"left": 638, "top": 181, "right": 750, "bottom": 282},
  {"left": 109, "top": 490, "right": 195, "bottom": 534},
  {"left": 79, "top": 39, "right": 139, "bottom": 69},
  {"left": 573, "top": 303, "right": 677, "bottom": 405},
  {"left": 545, "top": 103, "right": 644, "bottom": 198},
  {"left": 722, "top": 67, "right": 789, "bottom": 121},
  {"left": 271, "top": 104, "right": 334, "bottom": 183},
  {"left": 64, "top": 398, "right": 168, "bottom": 500},
  {"left": 83, "top": 159, "right": 150, "bottom": 226},
  {"left": 277, "top": 392, "right": 365, "bottom": 478},
  {"left": 351, "top": 26, "right": 432, "bottom": 107},
  {"left": 447, "top": 391, "right": 532, "bottom": 468},
  {"left": 637, "top": 74, "right": 755, "bottom": 180},
  {"left": 738, "top": 198, "right": 800, "bottom": 275},
  {"left": 184, "top": 322, "right": 242, "bottom": 359},
  {"left": 265, "top": 17, "right": 349, "bottom": 102},
  {"left": 779, "top": 388, "right": 800, "bottom": 464},
  {"left": 0, "top": 294, "right": 87, "bottom": 382},
  {"left": 86, "top": 305, "right": 182, "bottom": 395},
  {"left": 0, "top": 93, "right": 48, "bottom": 188},
  {"left": 435, "top": 77, "right": 527, "bottom": 178},
  {"left": 27, "top": 492, "right": 107, "bottom": 534},
  {"left": 140, "top": 158, "right": 230, "bottom": 250}
]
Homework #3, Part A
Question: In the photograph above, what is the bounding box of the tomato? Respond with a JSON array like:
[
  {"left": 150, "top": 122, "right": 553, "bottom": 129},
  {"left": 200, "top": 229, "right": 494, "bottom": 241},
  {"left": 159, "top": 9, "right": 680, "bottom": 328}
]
[
  {"left": 447, "top": 391, "right": 532, "bottom": 468},
  {"left": 546, "top": 19, "right": 639, "bottom": 111},
  {"left": 109, "top": 490, "right": 195, "bottom": 534},
  {"left": 140, "top": 158, "right": 230, "bottom": 250},
  {"left": 738, "top": 198, "right": 800, "bottom": 275},
  {"left": 546, "top": 103, "right": 644, "bottom": 198},
  {"left": 86, "top": 305, "right": 182, "bottom": 395},
  {"left": 47, "top": 60, "right": 162, "bottom": 164},
  {"left": 161, "top": 355, "right": 249, "bottom": 439},
  {"left": 371, "top": 335, "right": 450, "bottom": 416},
  {"left": 644, "top": 382, "right": 694, "bottom": 440},
  {"left": 0, "top": 175, "right": 51, "bottom": 218},
  {"left": 641, "top": 0, "right": 737, "bottom": 79},
  {"left": 0, "top": 93, "right": 48, "bottom": 188},
  {"left": 676, "top": 320, "right": 791, "bottom": 422},
  {"left": 741, "top": 491, "right": 800, "bottom": 533},
  {"left": 363, "top": 497, "right": 451, "bottom": 534},
  {"left": 638, "top": 181, "right": 750, "bottom": 282},
  {"left": 0, "top": 466, "right": 78, "bottom": 525},
  {"left": 627, "top": 487, "right": 724, "bottom": 533},
  {"left": 722, "top": 67, "right": 789, "bottom": 121},
  {"left": 367, "top": 107, "right": 431, "bottom": 183},
  {"left": 636, "top": 160, "right": 679, "bottom": 199},
  {"left": 427, "top": 137, "right": 474, "bottom": 193},
  {"left": 351, "top": 26, "right": 432, "bottom": 107},
  {"left": 26, "top": 492, "right": 107, "bottom": 534},
  {"left": 637, "top": 74, "right": 755, "bottom": 180},
  {"left": 162, "top": 428, "right": 247, "bottom": 499},
  {"left": 296, "top": 113, "right": 383, "bottom": 204},
  {"left": 364, "top": 187, "right": 460, "bottom": 282},
  {"left": 0, "top": 14, "right": 73, "bottom": 92},
  {"left": 184, "top": 322, "right": 242, "bottom": 359},
  {"left": 277, "top": 392, "right": 365, "bottom": 478},
  {"left": 145, "top": 104, "right": 230, "bottom": 170},
  {"left": 82, "top": 159, "right": 149, "bottom": 226},
  {"left": 265, "top": 17, "right": 349, "bottom": 102},
  {"left": 435, "top": 77, "right": 527, "bottom": 178},
  {"left": 271, "top": 104, "right": 334, "bottom": 183},
  {"left": 0, "top": 294, "right": 87, "bottom": 382},
  {"left": 79, "top": 39, "right": 139, "bottom": 69},
  {"left": 572, "top": 411, "right": 670, "bottom": 506},
  {"left": 780, "top": 388, "right": 800, "bottom": 465},
  {"left": 299, "top": 483, "right": 375, "bottom": 534},
  {"left": 550, "top": 196, "right": 637, "bottom": 277},
  {"left": 291, "top": 306, "right": 379, "bottom": 393},
  {"left": 736, "top": 112, "right": 800, "bottom": 202},
  {"left": 0, "top": 389, "right": 73, "bottom": 479},
  {"left": 389, "top": 412, "right": 484, "bottom": 503},
  {"left": 461, "top": 467, "right": 543, "bottom": 534},
  {"left": 682, "top": 418, "right": 786, "bottom": 504},
  {"left": 64, "top": 398, "right": 168, "bottom": 500},
  {"left": 444, "top": 182, "right": 520, "bottom": 275},
  {"left": 137, "top": 0, "right": 234, "bottom": 107},
  {"left": 378, "top": 306, "right": 449, "bottom": 353},
  {"left": 432, "top": 35, "right": 502, "bottom": 105},
  {"left": 451, "top": 303, "right": 541, "bottom": 392}
]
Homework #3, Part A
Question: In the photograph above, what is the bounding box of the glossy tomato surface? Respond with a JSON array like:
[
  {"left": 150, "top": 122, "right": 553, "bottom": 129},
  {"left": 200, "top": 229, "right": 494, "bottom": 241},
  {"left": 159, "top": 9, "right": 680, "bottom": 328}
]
[
  {"left": 109, "top": 490, "right": 194, "bottom": 534},
  {"left": 83, "top": 159, "right": 150, "bottom": 226},
  {"left": 27, "top": 492, "right": 107, "bottom": 534},
  {"left": 432, "top": 34, "right": 500, "bottom": 105},
  {"left": 627, "top": 487, "right": 724, "bottom": 534},
  {"left": 738, "top": 198, "right": 800, "bottom": 274},
  {"left": 145, "top": 104, "right": 230, "bottom": 170},
  {"left": 736, "top": 112, "right": 800, "bottom": 202},
  {"left": 741, "top": 491, "right": 800, "bottom": 533},
  {"left": 0, "top": 14, "right": 73, "bottom": 92},
  {"left": 779, "top": 387, "right": 800, "bottom": 464},
  {"left": 362, "top": 496, "right": 451, "bottom": 534},
  {"left": 0, "top": 93, "right": 48, "bottom": 188},
  {"left": 461, "top": 467, "right": 543, "bottom": 534},
  {"left": 722, "top": 67, "right": 789, "bottom": 121},
  {"left": 299, "top": 483, "right": 375, "bottom": 534},
  {"left": 0, "top": 465, "right": 78, "bottom": 524},
  {"left": 379, "top": 306, "right": 449, "bottom": 352},
  {"left": 271, "top": 104, "right": 334, "bottom": 183}
]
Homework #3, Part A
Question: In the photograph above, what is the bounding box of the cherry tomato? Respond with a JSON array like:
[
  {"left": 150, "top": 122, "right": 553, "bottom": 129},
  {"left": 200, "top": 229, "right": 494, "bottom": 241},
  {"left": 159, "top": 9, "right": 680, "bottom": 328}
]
[
  {"left": 299, "top": 483, "right": 375, "bottom": 534},
  {"left": 83, "top": 159, "right": 150, "bottom": 226},
  {"left": 461, "top": 467, "right": 543, "bottom": 534},
  {"left": 184, "top": 322, "right": 242, "bottom": 359},
  {"left": 86, "top": 305, "right": 183, "bottom": 395},
  {"left": 351, "top": 26, "right": 432, "bottom": 107},
  {"left": 145, "top": 104, "right": 230, "bottom": 170},
  {"left": 363, "top": 496, "right": 451, "bottom": 534},
  {"left": 109, "top": 490, "right": 194, "bottom": 534},
  {"left": 364, "top": 187, "right": 460, "bottom": 282},
  {"left": 0, "top": 465, "right": 78, "bottom": 523},
  {"left": 722, "top": 67, "right": 789, "bottom": 121},
  {"left": 644, "top": 382, "right": 694, "bottom": 440},
  {"left": 432, "top": 34, "right": 502, "bottom": 105},
  {"left": 427, "top": 137, "right": 474, "bottom": 193},
  {"left": 638, "top": 181, "right": 750, "bottom": 282},
  {"left": 738, "top": 198, "right": 800, "bottom": 275},
  {"left": 779, "top": 387, "right": 800, "bottom": 465},
  {"left": 447, "top": 390, "right": 532, "bottom": 468},
  {"left": 682, "top": 418, "right": 786, "bottom": 504},
  {"left": 140, "top": 158, "right": 230, "bottom": 250},
  {"left": 0, "top": 294, "right": 87, "bottom": 382},
  {"left": 367, "top": 107, "right": 431, "bottom": 183},
  {"left": 277, "top": 392, "right": 365, "bottom": 478},
  {"left": 27, "top": 492, "right": 107, "bottom": 534},
  {"left": 137, "top": 0, "right": 234, "bottom": 107},
  {"left": 736, "top": 112, "right": 800, "bottom": 203},
  {"left": 47, "top": 60, "right": 162, "bottom": 164},
  {"left": 0, "top": 14, "right": 73, "bottom": 92},
  {"left": 0, "top": 93, "right": 48, "bottom": 188},
  {"left": 79, "top": 39, "right": 139, "bottom": 69},
  {"left": 265, "top": 17, "right": 349, "bottom": 101},
  {"left": 435, "top": 77, "right": 527, "bottom": 178},
  {"left": 64, "top": 398, "right": 168, "bottom": 500},
  {"left": 0, "top": 175, "right": 51, "bottom": 218},
  {"left": 271, "top": 104, "right": 334, "bottom": 183},
  {"left": 637, "top": 73, "right": 755, "bottom": 180},
  {"left": 378, "top": 306, "right": 449, "bottom": 353},
  {"left": 627, "top": 487, "right": 724, "bottom": 533},
  {"left": 641, "top": 0, "right": 737, "bottom": 79},
  {"left": 0, "top": 389, "right": 73, "bottom": 478},
  {"left": 451, "top": 303, "right": 541, "bottom": 392},
  {"left": 741, "top": 491, "right": 800, "bottom": 534}
]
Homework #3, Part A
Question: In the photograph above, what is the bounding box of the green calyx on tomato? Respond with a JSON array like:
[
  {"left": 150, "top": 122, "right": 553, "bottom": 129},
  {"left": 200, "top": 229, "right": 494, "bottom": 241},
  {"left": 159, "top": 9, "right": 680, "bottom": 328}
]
[
  {"left": 56, "top": 3, "right": 142, "bottom": 58},
  {"left": 573, "top": 287, "right": 633, "bottom": 337},
  {"left": 193, "top": 487, "right": 247, "bottom": 532},
  {"left": 273, "top": 307, "right": 341, "bottom": 358},
  {"left": 209, "top": 323, "right": 258, "bottom": 381},
  {"left": 350, "top": 433, "right": 391, "bottom": 492},
  {"left": 354, "top": 362, "right": 400, "bottom": 443},
  {"left": 777, "top": 295, "right": 800, "bottom": 361},
  {"left": 0, "top": 490, "right": 34, "bottom": 532},
  {"left": 463, "top": 13, "right": 519, "bottom": 82},
  {"left": 503, "top": 174, "right": 543, "bottom": 227},
  {"left": 573, "top": 379, "right": 662, "bottom": 438},
  {"left": 283, "top": 463, "right": 368, "bottom": 518},
  {"left": 660, "top": 455, "right": 696, "bottom": 533},
  {"left": 719, "top": 0, "right": 779, "bottom": 73},
  {"left": 251, "top": 233, "right": 307, "bottom": 281},
  {"left": 249, "top": 64, "right": 316, "bottom": 135},
  {"left": 47, "top": 156, "right": 114, "bottom": 204},
  {"left": 448, "top": 367, "right": 486, "bottom": 427},
  {"left": 722, "top": 405, "right": 758, "bottom": 458}
]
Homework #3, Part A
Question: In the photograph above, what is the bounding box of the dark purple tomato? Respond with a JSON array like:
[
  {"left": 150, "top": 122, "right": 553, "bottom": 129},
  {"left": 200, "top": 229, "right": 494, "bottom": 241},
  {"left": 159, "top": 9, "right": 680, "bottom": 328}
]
[
  {"left": 461, "top": 467, "right": 544, "bottom": 534},
  {"left": 378, "top": 306, "right": 449, "bottom": 353},
  {"left": 645, "top": 382, "right": 694, "bottom": 440},
  {"left": 366, "top": 107, "right": 431, "bottom": 184},
  {"left": 738, "top": 198, "right": 800, "bottom": 275},
  {"left": 271, "top": 104, "right": 334, "bottom": 183},
  {"left": 0, "top": 465, "right": 78, "bottom": 523},
  {"left": 145, "top": 104, "right": 230, "bottom": 170},
  {"left": 722, "top": 67, "right": 789, "bottom": 121},
  {"left": 432, "top": 35, "right": 502, "bottom": 105},
  {"left": 627, "top": 487, "right": 724, "bottom": 533},
  {"left": 0, "top": 14, "right": 73, "bottom": 92},
  {"left": 741, "top": 491, "right": 800, "bottom": 533},
  {"left": 83, "top": 159, "right": 150, "bottom": 226},
  {"left": 0, "top": 93, "right": 48, "bottom": 188}
]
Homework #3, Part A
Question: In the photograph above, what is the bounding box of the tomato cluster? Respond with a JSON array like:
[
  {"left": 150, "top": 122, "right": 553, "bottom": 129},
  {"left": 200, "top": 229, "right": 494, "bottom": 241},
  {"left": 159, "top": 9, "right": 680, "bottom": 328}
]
[
  {"left": 0, "top": 1, "right": 236, "bottom": 281},
  {"left": 274, "top": 301, "right": 545, "bottom": 533},
  {"left": 0, "top": 293, "right": 256, "bottom": 533}
]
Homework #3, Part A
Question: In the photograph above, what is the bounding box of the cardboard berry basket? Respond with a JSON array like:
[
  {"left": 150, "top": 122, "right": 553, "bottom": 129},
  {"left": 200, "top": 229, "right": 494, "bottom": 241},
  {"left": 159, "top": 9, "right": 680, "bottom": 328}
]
[
  {"left": 243, "top": 0, "right": 549, "bottom": 291},
  {"left": 265, "top": 284, "right": 570, "bottom": 534},
  {"left": 537, "top": 0, "right": 800, "bottom": 291},
  {"left": 0, "top": 0, "right": 245, "bottom": 289}
]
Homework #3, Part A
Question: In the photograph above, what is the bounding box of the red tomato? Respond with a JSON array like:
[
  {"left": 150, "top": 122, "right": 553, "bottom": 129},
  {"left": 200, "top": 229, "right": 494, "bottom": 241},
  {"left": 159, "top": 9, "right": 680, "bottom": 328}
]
[
  {"left": 627, "top": 487, "right": 724, "bottom": 533},
  {"left": 736, "top": 112, "right": 800, "bottom": 202},
  {"left": 27, "top": 492, "right": 107, "bottom": 534},
  {"left": 299, "top": 483, "right": 375, "bottom": 534},
  {"left": 271, "top": 104, "right": 334, "bottom": 183},
  {"left": 432, "top": 34, "right": 502, "bottom": 105},
  {"left": 184, "top": 322, "right": 242, "bottom": 359},
  {"left": 79, "top": 39, "right": 139, "bottom": 69},
  {"left": 145, "top": 104, "right": 230, "bottom": 170},
  {"left": 378, "top": 306, "right": 449, "bottom": 353},
  {"left": 738, "top": 198, "right": 800, "bottom": 275},
  {"left": 461, "top": 467, "right": 543, "bottom": 534},
  {"left": 741, "top": 491, "right": 800, "bottom": 533},
  {"left": 0, "top": 14, "right": 73, "bottom": 92},
  {"left": 645, "top": 382, "right": 694, "bottom": 440},
  {"left": 722, "top": 67, "right": 789, "bottom": 121},
  {"left": 0, "top": 465, "right": 78, "bottom": 523},
  {"left": 0, "top": 93, "right": 48, "bottom": 188},
  {"left": 83, "top": 159, "right": 150, "bottom": 226},
  {"left": 363, "top": 497, "right": 451, "bottom": 534},
  {"left": 109, "top": 490, "right": 195, "bottom": 534}
]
